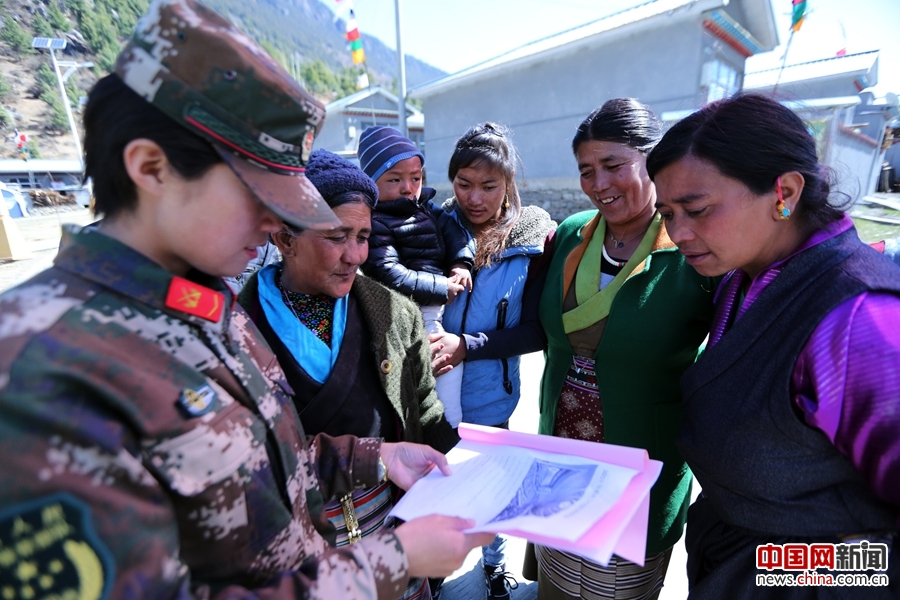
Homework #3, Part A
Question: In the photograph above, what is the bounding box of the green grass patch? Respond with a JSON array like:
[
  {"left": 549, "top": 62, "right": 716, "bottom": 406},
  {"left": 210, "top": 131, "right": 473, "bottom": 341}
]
[{"left": 852, "top": 216, "right": 900, "bottom": 243}]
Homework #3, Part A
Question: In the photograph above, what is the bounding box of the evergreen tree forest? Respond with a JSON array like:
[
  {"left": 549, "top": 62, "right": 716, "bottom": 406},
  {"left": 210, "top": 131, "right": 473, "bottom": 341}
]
[{"left": 0, "top": 0, "right": 441, "bottom": 157}]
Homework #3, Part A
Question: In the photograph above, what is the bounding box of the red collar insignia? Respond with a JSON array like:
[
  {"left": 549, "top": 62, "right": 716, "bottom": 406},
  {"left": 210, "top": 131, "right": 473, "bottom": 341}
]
[{"left": 165, "top": 277, "right": 225, "bottom": 323}]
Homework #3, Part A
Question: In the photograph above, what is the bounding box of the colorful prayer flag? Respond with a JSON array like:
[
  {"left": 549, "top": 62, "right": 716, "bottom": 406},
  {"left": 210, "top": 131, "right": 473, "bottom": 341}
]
[
  {"left": 333, "top": 0, "right": 352, "bottom": 23},
  {"left": 345, "top": 9, "right": 365, "bottom": 65},
  {"left": 790, "top": 0, "right": 807, "bottom": 32},
  {"left": 835, "top": 21, "right": 846, "bottom": 57}
]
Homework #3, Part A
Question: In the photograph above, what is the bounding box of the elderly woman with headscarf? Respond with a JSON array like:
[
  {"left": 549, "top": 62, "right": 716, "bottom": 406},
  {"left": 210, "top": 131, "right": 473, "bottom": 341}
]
[{"left": 238, "top": 149, "right": 457, "bottom": 600}]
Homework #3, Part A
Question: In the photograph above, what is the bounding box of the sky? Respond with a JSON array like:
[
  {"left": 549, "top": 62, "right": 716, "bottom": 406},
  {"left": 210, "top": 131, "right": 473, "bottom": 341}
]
[{"left": 323, "top": 0, "right": 900, "bottom": 96}]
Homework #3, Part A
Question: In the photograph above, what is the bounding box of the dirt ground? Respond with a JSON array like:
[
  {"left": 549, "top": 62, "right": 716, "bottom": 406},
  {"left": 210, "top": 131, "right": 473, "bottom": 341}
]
[{"left": 0, "top": 206, "right": 93, "bottom": 291}]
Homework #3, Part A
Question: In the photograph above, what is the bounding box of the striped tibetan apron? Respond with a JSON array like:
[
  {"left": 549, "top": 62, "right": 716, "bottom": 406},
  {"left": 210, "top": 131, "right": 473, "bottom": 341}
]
[
  {"left": 325, "top": 481, "right": 431, "bottom": 600},
  {"left": 537, "top": 355, "right": 670, "bottom": 600}
]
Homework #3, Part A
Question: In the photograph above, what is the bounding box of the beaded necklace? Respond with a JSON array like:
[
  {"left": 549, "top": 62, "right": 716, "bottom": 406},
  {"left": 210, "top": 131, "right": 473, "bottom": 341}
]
[
  {"left": 601, "top": 243, "right": 627, "bottom": 268},
  {"left": 276, "top": 272, "right": 336, "bottom": 347}
]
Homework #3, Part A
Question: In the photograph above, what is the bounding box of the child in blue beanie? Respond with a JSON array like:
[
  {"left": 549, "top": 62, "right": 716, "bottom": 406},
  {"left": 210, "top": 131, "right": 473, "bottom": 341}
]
[{"left": 358, "top": 126, "right": 474, "bottom": 427}]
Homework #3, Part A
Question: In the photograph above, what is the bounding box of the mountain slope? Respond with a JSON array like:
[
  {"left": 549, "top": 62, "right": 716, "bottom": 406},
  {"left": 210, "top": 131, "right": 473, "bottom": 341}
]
[
  {"left": 0, "top": 0, "right": 444, "bottom": 160},
  {"left": 203, "top": 0, "right": 444, "bottom": 90}
]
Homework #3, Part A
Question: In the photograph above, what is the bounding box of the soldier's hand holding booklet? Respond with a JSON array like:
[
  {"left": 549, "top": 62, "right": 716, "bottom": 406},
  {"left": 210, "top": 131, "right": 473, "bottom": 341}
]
[{"left": 389, "top": 424, "right": 663, "bottom": 566}]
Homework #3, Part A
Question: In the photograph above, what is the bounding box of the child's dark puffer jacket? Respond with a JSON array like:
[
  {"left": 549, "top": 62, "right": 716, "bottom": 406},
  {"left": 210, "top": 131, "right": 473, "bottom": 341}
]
[{"left": 362, "top": 187, "right": 475, "bottom": 305}]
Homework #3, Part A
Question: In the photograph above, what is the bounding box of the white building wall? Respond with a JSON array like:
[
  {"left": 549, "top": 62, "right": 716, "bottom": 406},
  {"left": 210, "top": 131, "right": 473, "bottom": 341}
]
[{"left": 420, "top": 21, "right": 713, "bottom": 218}]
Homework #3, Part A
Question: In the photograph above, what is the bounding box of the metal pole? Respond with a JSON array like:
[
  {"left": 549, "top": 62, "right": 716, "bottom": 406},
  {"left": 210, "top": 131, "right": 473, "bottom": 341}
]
[
  {"left": 50, "top": 48, "right": 83, "bottom": 167},
  {"left": 773, "top": 30, "right": 795, "bottom": 95},
  {"left": 394, "top": 0, "right": 407, "bottom": 137}
]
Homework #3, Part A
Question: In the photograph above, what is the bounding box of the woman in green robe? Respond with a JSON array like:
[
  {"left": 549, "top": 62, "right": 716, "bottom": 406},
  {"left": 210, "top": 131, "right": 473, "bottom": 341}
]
[{"left": 533, "top": 98, "right": 715, "bottom": 600}]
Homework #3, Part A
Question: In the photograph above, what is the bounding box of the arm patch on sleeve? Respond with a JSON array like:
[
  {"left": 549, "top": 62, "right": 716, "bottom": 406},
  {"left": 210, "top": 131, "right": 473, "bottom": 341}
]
[{"left": 0, "top": 494, "right": 114, "bottom": 600}]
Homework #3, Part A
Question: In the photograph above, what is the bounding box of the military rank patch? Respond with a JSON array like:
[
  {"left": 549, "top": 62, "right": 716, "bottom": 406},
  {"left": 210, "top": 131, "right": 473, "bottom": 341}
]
[
  {"left": 164, "top": 276, "right": 224, "bottom": 322},
  {"left": 177, "top": 385, "right": 217, "bottom": 417},
  {"left": 0, "top": 494, "right": 114, "bottom": 600}
]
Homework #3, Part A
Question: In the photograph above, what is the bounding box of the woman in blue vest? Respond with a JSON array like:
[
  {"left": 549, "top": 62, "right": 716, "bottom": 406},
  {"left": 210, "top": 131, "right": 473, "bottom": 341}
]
[
  {"left": 649, "top": 93, "right": 900, "bottom": 598},
  {"left": 533, "top": 99, "right": 715, "bottom": 600},
  {"left": 428, "top": 122, "right": 555, "bottom": 600}
]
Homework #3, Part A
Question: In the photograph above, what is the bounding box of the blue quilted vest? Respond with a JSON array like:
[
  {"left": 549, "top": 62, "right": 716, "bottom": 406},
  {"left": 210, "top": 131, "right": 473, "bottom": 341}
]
[{"left": 443, "top": 242, "right": 543, "bottom": 426}]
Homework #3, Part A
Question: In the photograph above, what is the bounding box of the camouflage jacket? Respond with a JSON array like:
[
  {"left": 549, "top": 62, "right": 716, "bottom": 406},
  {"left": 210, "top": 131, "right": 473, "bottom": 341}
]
[{"left": 0, "top": 225, "right": 409, "bottom": 599}]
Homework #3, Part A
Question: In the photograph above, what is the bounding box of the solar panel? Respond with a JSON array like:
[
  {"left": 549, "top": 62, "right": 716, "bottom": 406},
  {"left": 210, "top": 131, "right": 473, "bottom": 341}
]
[{"left": 31, "top": 38, "right": 67, "bottom": 49}]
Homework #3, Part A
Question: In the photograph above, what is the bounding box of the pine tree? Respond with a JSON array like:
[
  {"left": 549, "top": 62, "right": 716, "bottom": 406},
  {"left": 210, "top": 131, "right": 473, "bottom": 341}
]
[
  {"left": 0, "top": 72, "right": 10, "bottom": 101},
  {"left": 78, "top": 6, "right": 118, "bottom": 53},
  {"left": 33, "top": 14, "right": 54, "bottom": 39},
  {"left": 66, "top": 0, "right": 87, "bottom": 20},
  {"left": 26, "top": 139, "right": 42, "bottom": 159},
  {"left": 299, "top": 59, "right": 338, "bottom": 97},
  {"left": 94, "top": 44, "right": 119, "bottom": 74},
  {"left": 65, "top": 79, "right": 81, "bottom": 110},
  {"left": 259, "top": 39, "right": 289, "bottom": 73},
  {"left": 1, "top": 17, "right": 33, "bottom": 54},
  {"left": 95, "top": 0, "right": 148, "bottom": 38},
  {"left": 338, "top": 67, "right": 363, "bottom": 98},
  {"left": 40, "top": 89, "right": 70, "bottom": 131},
  {"left": 47, "top": 1, "right": 70, "bottom": 33},
  {"left": 36, "top": 64, "right": 58, "bottom": 96}
]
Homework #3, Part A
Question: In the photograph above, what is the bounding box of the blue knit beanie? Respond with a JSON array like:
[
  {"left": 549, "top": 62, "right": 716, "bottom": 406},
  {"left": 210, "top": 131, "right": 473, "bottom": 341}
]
[
  {"left": 358, "top": 126, "right": 425, "bottom": 182},
  {"left": 305, "top": 149, "right": 379, "bottom": 208}
]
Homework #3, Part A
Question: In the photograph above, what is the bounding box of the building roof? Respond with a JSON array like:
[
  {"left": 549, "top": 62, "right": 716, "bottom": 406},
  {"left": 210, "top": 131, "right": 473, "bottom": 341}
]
[
  {"left": 702, "top": 9, "right": 765, "bottom": 57},
  {"left": 0, "top": 159, "right": 83, "bottom": 174},
  {"left": 744, "top": 50, "right": 879, "bottom": 91},
  {"left": 325, "top": 86, "right": 424, "bottom": 129},
  {"left": 326, "top": 86, "right": 422, "bottom": 117},
  {"left": 409, "top": 0, "right": 777, "bottom": 99},
  {"left": 660, "top": 95, "right": 862, "bottom": 122}
]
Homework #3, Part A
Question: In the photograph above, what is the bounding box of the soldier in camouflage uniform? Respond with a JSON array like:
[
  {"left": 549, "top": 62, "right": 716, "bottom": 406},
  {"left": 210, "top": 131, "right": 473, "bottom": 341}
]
[{"left": 0, "top": 1, "right": 492, "bottom": 598}]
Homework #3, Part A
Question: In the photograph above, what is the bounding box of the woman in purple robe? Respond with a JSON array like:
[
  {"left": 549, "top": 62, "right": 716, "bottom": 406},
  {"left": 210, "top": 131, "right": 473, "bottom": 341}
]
[{"left": 648, "top": 93, "right": 900, "bottom": 599}]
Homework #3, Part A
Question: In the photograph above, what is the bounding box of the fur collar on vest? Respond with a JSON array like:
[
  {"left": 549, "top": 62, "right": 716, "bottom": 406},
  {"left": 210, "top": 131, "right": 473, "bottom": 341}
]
[{"left": 441, "top": 197, "right": 556, "bottom": 250}]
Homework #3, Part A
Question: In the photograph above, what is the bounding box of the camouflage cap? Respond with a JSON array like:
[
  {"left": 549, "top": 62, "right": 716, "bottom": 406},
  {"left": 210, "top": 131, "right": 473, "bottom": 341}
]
[{"left": 114, "top": 0, "right": 340, "bottom": 230}]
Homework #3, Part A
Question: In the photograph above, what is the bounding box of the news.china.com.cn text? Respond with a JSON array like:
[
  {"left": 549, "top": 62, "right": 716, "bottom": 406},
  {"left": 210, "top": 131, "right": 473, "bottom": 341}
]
[{"left": 756, "top": 542, "right": 890, "bottom": 588}]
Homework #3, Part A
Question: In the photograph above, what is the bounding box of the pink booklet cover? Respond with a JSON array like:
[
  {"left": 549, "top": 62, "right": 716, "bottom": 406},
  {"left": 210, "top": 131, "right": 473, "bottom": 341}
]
[{"left": 458, "top": 423, "right": 662, "bottom": 567}]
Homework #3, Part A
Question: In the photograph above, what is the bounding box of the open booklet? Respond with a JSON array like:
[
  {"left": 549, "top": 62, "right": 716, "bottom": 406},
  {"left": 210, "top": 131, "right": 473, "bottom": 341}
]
[{"left": 389, "top": 424, "right": 662, "bottom": 566}]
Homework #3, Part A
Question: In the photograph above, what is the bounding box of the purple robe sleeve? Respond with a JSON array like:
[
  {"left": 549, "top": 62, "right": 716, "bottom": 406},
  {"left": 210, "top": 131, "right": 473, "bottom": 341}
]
[{"left": 792, "top": 291, "right": 900, "bottom": 527}]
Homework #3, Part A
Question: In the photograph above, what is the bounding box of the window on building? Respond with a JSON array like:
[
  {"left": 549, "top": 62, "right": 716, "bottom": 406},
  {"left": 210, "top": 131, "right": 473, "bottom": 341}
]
[{"left": 702, "top": 60, "right": 740, "bottom": 103}]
